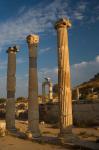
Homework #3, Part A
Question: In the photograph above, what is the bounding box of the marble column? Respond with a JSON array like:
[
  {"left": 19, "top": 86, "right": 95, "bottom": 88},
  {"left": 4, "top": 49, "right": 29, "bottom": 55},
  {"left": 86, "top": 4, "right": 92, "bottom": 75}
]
[
  {"left": 49, "top": 82, "right": 53, "bottom": 101},
  {"left": 55, "top": 18, "right": 73, "bottom": 139},
  {"left": 6, "top": 46, "right": 19, "bottom": 130},
  {"left": 26, "top": 34, "right": 40, "bottom": 138}
]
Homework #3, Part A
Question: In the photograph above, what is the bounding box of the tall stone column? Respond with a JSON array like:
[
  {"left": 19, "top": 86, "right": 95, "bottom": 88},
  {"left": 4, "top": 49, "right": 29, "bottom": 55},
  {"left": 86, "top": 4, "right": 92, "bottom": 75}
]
[
  {"left": 26, "top": 34, "right": 40, "bottom": 138},
  {"left": 55, "top": 18, "right": 73, "bottom": 140},
  {"left": 6, "top": 46, "right": 19, "bottom": 130},
  {"left": 49, "top": 82, "right": 53, "bottom": 101}
]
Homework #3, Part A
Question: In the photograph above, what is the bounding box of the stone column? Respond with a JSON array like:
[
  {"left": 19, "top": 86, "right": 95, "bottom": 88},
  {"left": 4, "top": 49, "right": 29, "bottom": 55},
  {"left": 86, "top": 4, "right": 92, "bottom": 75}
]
[
  {"left": 76, "top": 88, "right": 80, "bottom": 101},
  {"left": 26, "top": 34, "right": 40, "bottom": 138},
  {"left": 55, "top": 18, "right": 73, "bottom": 140},
  {"left": 42, "top": 83, "right": 46, "bottom": 104},
  {"left": 6, "top": 46, "right": 19, "bottom": 130},
  {"left": 49, "top": 82, "right": 53, "bottom": 101}
]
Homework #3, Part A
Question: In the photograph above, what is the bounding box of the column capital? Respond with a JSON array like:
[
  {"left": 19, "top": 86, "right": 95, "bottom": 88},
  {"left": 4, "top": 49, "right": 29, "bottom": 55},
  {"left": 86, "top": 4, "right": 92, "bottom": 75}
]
[
  {"left": 55, "top": 18, "right": 72, "bottom": 29},
  {"left": 6, "top": 46, "right": 19, "bottom": 53},
  {"left": 26, "top": 34, "right": 39, "bottom": 45}
]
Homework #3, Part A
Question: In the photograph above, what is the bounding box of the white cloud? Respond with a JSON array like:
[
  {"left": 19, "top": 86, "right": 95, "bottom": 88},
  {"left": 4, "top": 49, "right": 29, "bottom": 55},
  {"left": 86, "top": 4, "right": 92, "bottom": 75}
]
[
  {"left": 0, "top": 0, "right": 94, "bottom": 52},
  {"left": 96, "top": 55, "right": 99, "bottom": 63},
  {"left": 0, "top": 0, "right": 69, "bottom": 52},
  {"left": 74, "top": 61, "right": 88, "bottom": 68},
  {"left": 71, "top": 55, "right": 99, "bottom": 87},
  {"left": 73, "top": 12, "right": 84, "bottom": 20},
  {"left": 77, "top": 1, "right": 87, "bottom": 11},
  {"left": 38, "top": 67, "right": 58, "bottom": 81},
  {"left": 0, "top": 55, "right": 99, "bottom": 97},
  {"left": 39, "top": 47, "right": 51, "bottom": 55},
  {"left": 72, "top": 1, "right": 88, "bottom": 20},
  {"left": 0, "top": 0, "right": 98, "bottom": 54}
]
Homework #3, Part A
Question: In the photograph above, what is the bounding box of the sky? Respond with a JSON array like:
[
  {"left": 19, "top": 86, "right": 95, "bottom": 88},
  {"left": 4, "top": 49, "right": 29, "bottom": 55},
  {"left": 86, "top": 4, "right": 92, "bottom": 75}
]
[{"left": 0, "top": 0, "right": 99, "bottom": 97}]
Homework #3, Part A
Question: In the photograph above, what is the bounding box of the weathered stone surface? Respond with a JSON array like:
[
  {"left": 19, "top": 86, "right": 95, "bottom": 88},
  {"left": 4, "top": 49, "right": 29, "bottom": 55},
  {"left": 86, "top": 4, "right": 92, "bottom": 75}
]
[
  {"left": 0, "top": 122, "right": 6, "bottom": 137},
  {"left": 6, "top": 46, "right": 19, "bottom": 130},
  {"left": 26, "top": 34, "right": 40, "bottom": 138},
  {"left": 55, "top": 18, "right": 73, "bottom": 140},
  {"left": 42, "top": 78, "right": 53, "bottom": 103}
]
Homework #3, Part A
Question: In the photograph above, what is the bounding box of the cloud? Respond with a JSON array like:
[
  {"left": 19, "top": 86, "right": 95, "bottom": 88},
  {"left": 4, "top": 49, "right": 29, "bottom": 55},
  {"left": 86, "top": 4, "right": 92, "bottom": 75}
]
[
  {"left": 0, "top": 0, "right": 97, "bottom": 52},
  {"left": 39, "top": 47, "right": 51, "bottom": 55},
  {"left": 73, "top": 61, "right": 88, "bottom": 68},
  {"left": 71, "top": 55, "right": 99, "bottom": 87},
  {"left": 72, "top": 1, "right": 88, "bottom": 20},
  {"left": 0, "top": 55, "right": 99, "bottom": 97},
  {"left": 15, "top": 67, "right": 58, "bottom": 96},
  {"left": 73, "top": 12, "right": 84, "bottom": 20},
  {"left": 38, "top": 67, "right": 58, "bottom": 82},
  {"left": 96, "top": 55, "right": 99, "bottom": 62},
  {"left": 0, "top": 0, "right": 69, "bottom": 52}
]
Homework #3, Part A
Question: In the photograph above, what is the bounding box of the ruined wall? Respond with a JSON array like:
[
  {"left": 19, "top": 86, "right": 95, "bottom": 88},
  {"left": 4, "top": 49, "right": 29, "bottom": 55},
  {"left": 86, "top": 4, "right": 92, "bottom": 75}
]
[
  {"left": 39, "top": 102, "right": 99, "bottom": 126},
  {"left": 73, "top": 102, "right": 99, "bottom": 126}
]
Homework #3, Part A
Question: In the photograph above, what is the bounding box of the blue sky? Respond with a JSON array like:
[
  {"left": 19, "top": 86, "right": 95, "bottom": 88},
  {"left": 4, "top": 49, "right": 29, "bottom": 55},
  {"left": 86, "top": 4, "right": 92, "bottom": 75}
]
[{"left": 0, "top": 0, "right": 99, "bottom": 97}]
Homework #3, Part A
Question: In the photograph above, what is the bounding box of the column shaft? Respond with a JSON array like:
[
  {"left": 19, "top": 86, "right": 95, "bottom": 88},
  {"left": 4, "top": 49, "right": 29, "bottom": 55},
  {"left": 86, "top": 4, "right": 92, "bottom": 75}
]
[
  {"left": 42, "top": 83, "right": 46, "bottom": 103},
  {"left": 6, "top": 48, "right": 17, "bottom": 130},
  {"left": 27, "top": 35, "right": 40, "bottom": 137},
  {"left": 55, "top": 19, "right": 73, "bottom": 135},
  {"left": 49, "top": 82, "right": 53, "bottom": 101}
]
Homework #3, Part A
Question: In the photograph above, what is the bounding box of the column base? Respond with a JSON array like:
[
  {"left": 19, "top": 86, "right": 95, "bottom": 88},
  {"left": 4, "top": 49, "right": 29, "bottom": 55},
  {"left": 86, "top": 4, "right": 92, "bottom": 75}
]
[
  {"left": 58, "top": 132, "right": 78, "bottom": 144},
  {"left": 6, "top": 127, "right": 18, "bottom": 133},
  {"left": 26, "top": 130, "right": 41, "bottom": 139}
]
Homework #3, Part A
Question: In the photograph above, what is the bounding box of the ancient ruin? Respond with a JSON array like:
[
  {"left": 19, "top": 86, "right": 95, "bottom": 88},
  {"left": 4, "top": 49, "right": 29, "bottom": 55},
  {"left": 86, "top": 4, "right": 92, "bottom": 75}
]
[
  {"left": 26, "top": 34, "right": 40, "bottom": 138},
  {"left": 5, "top": 18, "right": 75, "bottom": 142},
  {"left": 42, "top": 78, "right": 53, "bottom": 103},
  {"left": 55, "top": 18, "right": 73, "bottom": 141},
  {"left": 6, "top": 46, "right": 19, "bottom": 130}
]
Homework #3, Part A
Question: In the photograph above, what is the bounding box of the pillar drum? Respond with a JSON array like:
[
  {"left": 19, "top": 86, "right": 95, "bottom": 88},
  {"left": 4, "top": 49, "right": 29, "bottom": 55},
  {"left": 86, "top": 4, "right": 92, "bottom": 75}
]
[
  {"left": 27, "top": 35, "right": 40, "bottom": 137},
  {"left": 6, "top": 47, "right": 18, "bottom": 130},
  {"left": 55, "top": 18, "right": 73, "bottom": 136},
  {"left": 49, "top": 82, "right": 53, "bottom": 100}
]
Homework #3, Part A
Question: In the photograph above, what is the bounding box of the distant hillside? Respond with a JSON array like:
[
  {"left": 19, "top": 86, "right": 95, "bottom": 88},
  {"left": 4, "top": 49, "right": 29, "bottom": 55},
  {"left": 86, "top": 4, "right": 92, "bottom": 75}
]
[
  {"left": 77, "top": 73, "right": 99, "bottom": 89},
  {"left": 73, "top": 73, "right": 99, "bottom": 100}
]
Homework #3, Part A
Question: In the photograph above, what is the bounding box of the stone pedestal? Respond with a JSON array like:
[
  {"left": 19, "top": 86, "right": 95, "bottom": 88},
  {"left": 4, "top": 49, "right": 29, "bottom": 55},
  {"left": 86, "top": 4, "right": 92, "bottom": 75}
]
[
  {"left": 26, "top": 34, "right": 40, "bottom": 138},
  {"left": 6, "top": 46, "right": 19, "bottom": 130},
  {"left": 55, "top": 18, "right": 74, "bottom": 142}
]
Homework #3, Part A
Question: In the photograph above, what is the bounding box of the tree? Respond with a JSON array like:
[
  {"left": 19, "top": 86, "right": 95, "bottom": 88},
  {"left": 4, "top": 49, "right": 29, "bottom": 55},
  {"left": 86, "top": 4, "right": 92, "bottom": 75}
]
[
  {"left": 0, "top": 98, "right": 6, "bottom": 103},
  {"left": 16, "top": 97, "right": 26, "bottom": 102}
]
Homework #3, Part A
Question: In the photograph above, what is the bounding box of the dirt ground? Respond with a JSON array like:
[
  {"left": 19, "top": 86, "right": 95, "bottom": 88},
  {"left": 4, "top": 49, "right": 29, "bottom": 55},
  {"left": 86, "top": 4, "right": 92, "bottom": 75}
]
[{"left": 0, "top": 120, "right": 99, "bottom": 150}]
